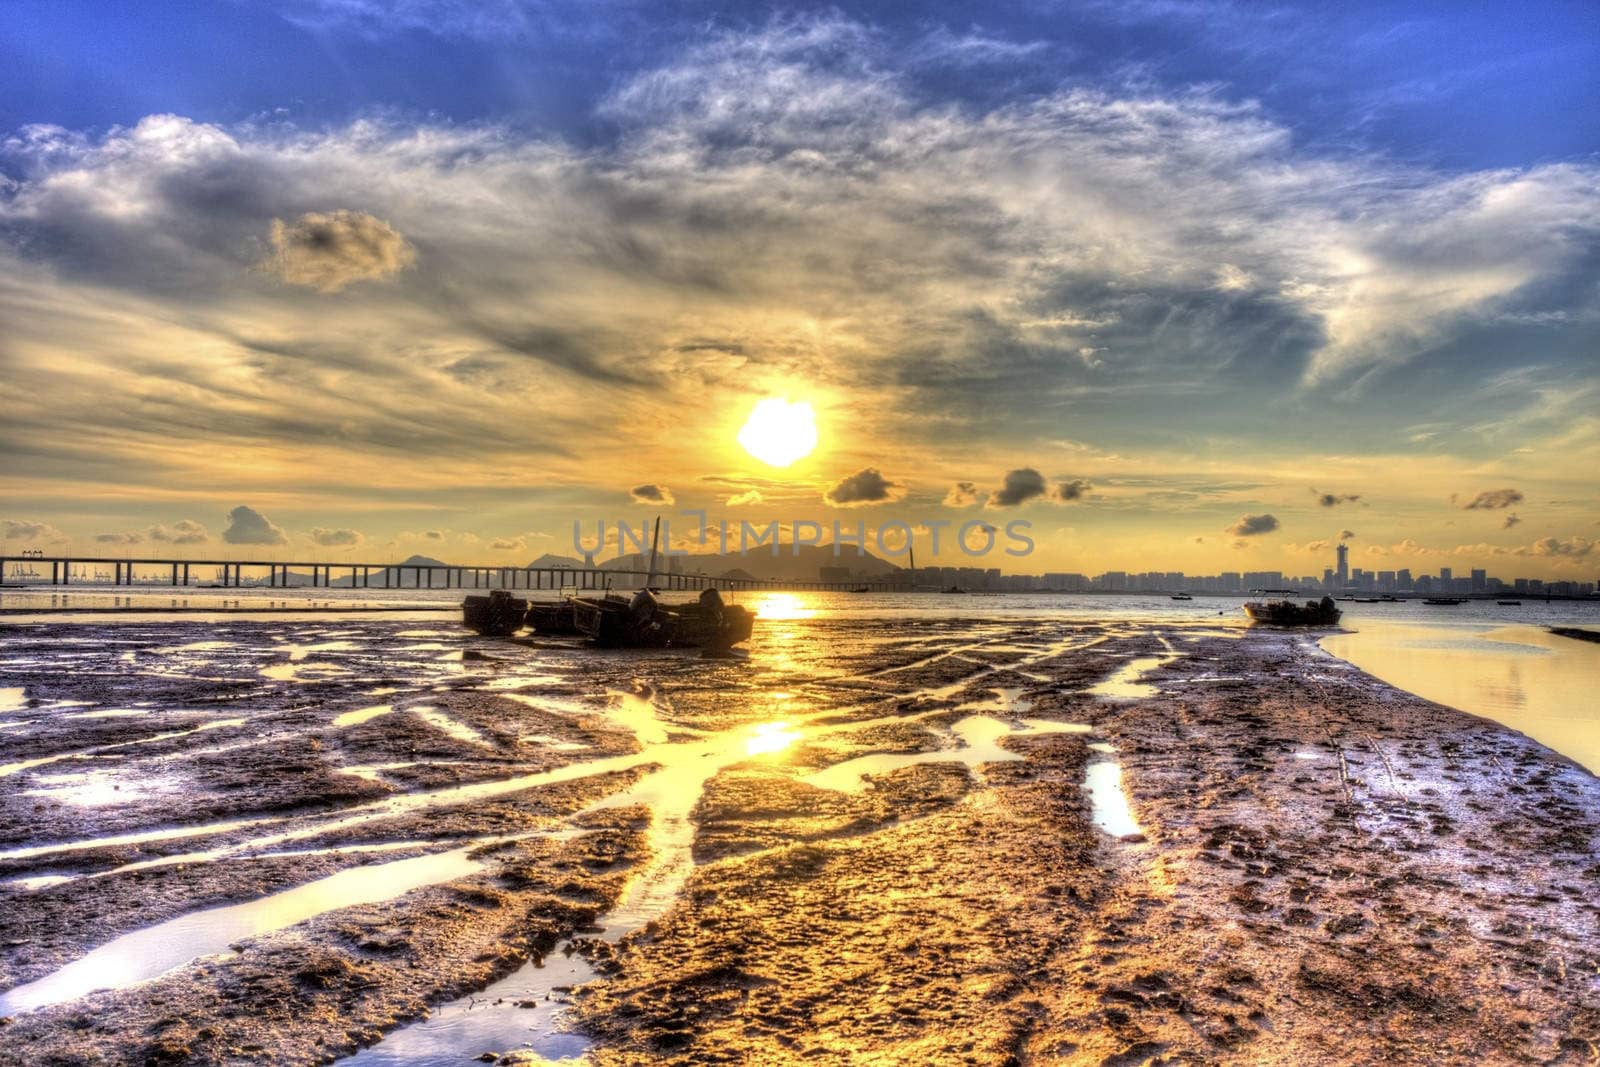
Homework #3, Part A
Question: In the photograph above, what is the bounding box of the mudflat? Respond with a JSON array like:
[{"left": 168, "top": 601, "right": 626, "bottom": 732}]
[{"left": 0, "top": 615, "right": 1595, "bottom": 1065}]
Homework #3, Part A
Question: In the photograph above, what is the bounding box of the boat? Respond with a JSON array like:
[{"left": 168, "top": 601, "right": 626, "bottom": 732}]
[
  {"left": 1496, "top": 600, "right": 1522, "bottom": 606},
  {"left": 848, "top": 586, "right": 871, "bottom": 594},
  {"left": 568, "top": 589, "right": 754, "bottom": 650},
  {"left": 1242, "top": 596, "right": 1341, "bottom": 626},
  {"left": 525, "top": 598, "right": 582, "bottom": 635},
  {"left": 462, "top": 589, "right": 529, "bottom": 636},
  {"left": 943, "top": 586, "right": 967, "bottom": 594},
  {"left": 1170, "top": 594, "right": 1193, "bottom": 601},
  {"left": 1423, "top": 597, "right": 1465, "bottom": 606},
  {"left": 564, "top": 518, "right": 756, "bottom": 651}
]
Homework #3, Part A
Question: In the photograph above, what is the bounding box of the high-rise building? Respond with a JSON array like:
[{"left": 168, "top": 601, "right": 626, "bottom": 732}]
[
  {"left": 1471, "top": 568, "right": 1486, "bottom": 592},
  {"left": 1335, "top": 543, "right": 1349, "bottom": 588}
]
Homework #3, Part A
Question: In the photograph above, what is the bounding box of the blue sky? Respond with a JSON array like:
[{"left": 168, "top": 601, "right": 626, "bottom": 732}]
[
  {"left": 6, "top": 1, "right": 1596, "bottom": 168},
  {"left": 1, "top": 0, "right": 1597, "bottom": 574}
]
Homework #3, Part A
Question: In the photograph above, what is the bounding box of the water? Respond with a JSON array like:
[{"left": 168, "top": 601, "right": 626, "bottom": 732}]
[
  {"left": 1323, "top": 620, "right": 1600, "bottom": 774},
  {"left": 0, "top": 847, "right": 488, "bottom": 1014}
]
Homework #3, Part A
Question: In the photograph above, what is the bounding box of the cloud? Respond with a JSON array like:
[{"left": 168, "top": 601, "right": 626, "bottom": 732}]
[
  {"left": 1530, "top": 536, "right": 1592, "bottom": 558},
  {"left": 309, "top": 526, "right": 364, "bottom": 547},
  {"left": 726, "top": 490, "right": 763, "bottom": 507},
  {"left": 1338, "top": 529, "right": 1355, "bottom": 541},
  {"left": 95, "top": 531, "right": 144, "bottom": 545},
  {"left": 1054, "top": 479, "right": 1091, "bottom": 502},
  {"left": 222, "top": 505, "right": 289, "bottom": 545},
  {"left": 1226, "top": 513, "right": 1279, "bottom": 537},
  {"left": 1462, "top": 488, "right": 1523, "bottom": 510},
  {"left": 148, "top": 520, "right": 209, "bottom": 544},
  {"left": 1503, "top": 513, "right": 1521, "bottom": 529},
  {"left": 0, "top": 16, "right": 1595, "bottom": 537},
  {"left": 263, "top": 210, "right": 416, "bottom": 293},
  {"left": 825, "top": 468, "right": 902, "bottom": 507},
  {"left": 424, "top": 530, "right": 445, "bottom": 541},
  {"left": 943, "top": 482, "right": 980, "bottom": 507},
  {"left": 630, "top": 484, "right": 675, "bottom": 505},
  {"left": 1314, "top": 490, "right": 1361, "bottom": 507},
  {"left": 490, "top": 536, "right": 526, "bottom": 552},
  {"left": 2, "top": 520, "right": 67, "bottom": 543},
  {"left": 988, "top": 468, "right": 1048, "bottom": 508}
]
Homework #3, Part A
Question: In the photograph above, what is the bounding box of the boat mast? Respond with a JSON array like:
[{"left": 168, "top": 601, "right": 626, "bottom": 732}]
[
  {"left": 907, "top": 542, "right": 916, "bottom": 593},
  {"left": 645, "top": 515, "right": 661, "bottom": 590}
]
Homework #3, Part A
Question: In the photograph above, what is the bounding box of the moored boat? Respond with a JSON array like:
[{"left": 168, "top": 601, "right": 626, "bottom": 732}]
[
  {"left": 462, "top": 590, "right": 529, "bottom": 636},
  {"left": 1242, "top": 596, "right": 1341, "bottom": 626}
]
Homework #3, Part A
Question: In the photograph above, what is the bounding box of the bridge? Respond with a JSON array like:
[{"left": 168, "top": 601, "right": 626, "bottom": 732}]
[{"left": 0, "top": 555, "right": 910, "bottom": 594}]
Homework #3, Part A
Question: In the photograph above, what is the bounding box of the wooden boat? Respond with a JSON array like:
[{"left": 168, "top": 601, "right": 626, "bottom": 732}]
[
  {"left": 1169, "top": 594, "right": 1193, "bottom": 601},
  {"left": 1496, "top": 600, "right": 1522, "bottom": 606},
  {"left": 570, "top": 591, "right": 754, "bottom": 650},
  {"left": 525, "top": 598, "right": 582, "bottom": 635},
  {"left": 1423, "top": 597, "right": 1465, "bottom": 605},
  {"left": 462, "top": 590, "right": 529, "bottom": 636},
  {"left": 1242, "top": 596, "right": 1341, "bottom": 626}
]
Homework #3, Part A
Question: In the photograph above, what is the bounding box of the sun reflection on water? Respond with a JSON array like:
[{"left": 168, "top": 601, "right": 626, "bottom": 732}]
[
  {"left": 745, "top": 721, "right": 801, "bottom": 756},
  {"left": 754, "top": 593, "right": 815, "bottom": 620}
]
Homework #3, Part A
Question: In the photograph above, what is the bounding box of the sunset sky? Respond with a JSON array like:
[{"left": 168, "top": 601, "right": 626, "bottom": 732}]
[{"left": 2, "top": 1, "right": 1597, "bottom": 576}]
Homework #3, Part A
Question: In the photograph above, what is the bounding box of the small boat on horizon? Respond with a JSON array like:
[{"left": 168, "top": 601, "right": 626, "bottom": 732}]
[
  {"left": 1423, "top": 597, "right": 1466, "bottom": 606},
  {"left": 1496, "top": 600, "right": 1522, "bottom": 606},
  {"left": 1170, "top": 594, "right": 1193, "bottom": 601}
]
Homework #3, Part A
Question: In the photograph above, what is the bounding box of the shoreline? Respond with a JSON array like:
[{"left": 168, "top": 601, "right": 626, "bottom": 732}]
[{"left": 0, "top": 617, "right": 1596, "bottom": 1063}]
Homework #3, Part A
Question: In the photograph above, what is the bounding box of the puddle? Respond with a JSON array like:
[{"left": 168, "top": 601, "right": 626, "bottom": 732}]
[
  {"left": 21, "top": 768, "right": 183, "bottom": 807},
  {"left": 339, "top": 951, "right": 597, "bottom": 1066},
  {"left": 0, "top": 847, "right": 488, "bottom": 1015},
  {"left": 332, "top": 704, "right": 396, "bottom": 728},
  {"left": 803, "top": 715, "right": 1090, "bottom": 794},
  {"left": 64, "top": 709, "right": 152, "bottom": 720},
  {"left": 1083, "top": 751, "right": 1143, "bottom": 838},
  {"left": 1, "top": 874, "right": 75, "bottom": 892},
  {"left": 413, "top": 707, "right": 489, "bottom": 746},
  {"left": 1292, "top": 751, "right": 1322, "bottom": 761},
  {"left": 0, "top": 686, "right": 26, "bottom": 713},
  {"left": 0, "top": 718, "right": 246, "bottom": 778},
  {"left": 1087, "top": 655, "right": 1176, "bottom": 699}
]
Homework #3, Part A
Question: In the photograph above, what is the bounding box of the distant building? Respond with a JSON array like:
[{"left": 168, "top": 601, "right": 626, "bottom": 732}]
[{"left": 1335, "top": 543, "right": 1349, "bottom": 588}]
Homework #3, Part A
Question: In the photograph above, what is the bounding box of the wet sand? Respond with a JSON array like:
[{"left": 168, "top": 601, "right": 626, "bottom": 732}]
[{"left": 0, "top": 613, "right": 1597, "bottom": 1064}]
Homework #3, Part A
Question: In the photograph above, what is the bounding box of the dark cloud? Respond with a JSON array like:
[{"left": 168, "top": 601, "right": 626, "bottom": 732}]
[
  {"left": 1315, "top": 490, "right": 1360, "bottom": 507},
  {"left": 1503, "top": 513, "right": 1521, "bottom": 529},
  {"left": 222, "top": 505, "right": 289, "bottom": 545},
  {"left": 1338, "top": 529, "right": 1355, "bottom": 541},
  {"left": 1226, "top": 513, "right": 1279, "bottom": 537},
  {"left": 95, "top": 531, "right": 144, "bottom": 545},
  {"left": 264, "top": 210, "right": 416, "bottom": 293},
  {"left": 1530, "top": 536, "right": 1591, "bottom": 558},
  {"left": 630, "top": 484, "right": 675, "bottom": 505},
  {"left": 825, "top": 468, "right": 901, "bottom": 507},
  {"left": 987, "top": 468, "right": 1047, "bottom": 508},
  {"left": 148, "top": 520, "right": 209, "bottom": 545},
  {"left": 424, "top": 530, "right": 445, "bottom": 540},
  {"left": 943, "top": 482, "right": 979, "bottom": 507},
  {"left": 1462, "top": 488, "right": 1523, "bottom": 510},
  {"left": 2, "top": 519, "right": 67, "bottom": 543},
  {"left": 1054, "top": 478, "right": 1091, "bottom": 502},
  {"left": 310, "top": 526, "right": 363, "bottom": 547}
]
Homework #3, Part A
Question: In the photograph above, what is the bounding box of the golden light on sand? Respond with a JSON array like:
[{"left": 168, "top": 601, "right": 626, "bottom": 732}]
[
  {"left": 754, "top": 593, "right": 815, "bottom": 620},
  {"left": 745, "top": 721, "right": 801, "bottom": 757},
  {"left": 737, "top": 398, "right": 817, "bottom": 467}
]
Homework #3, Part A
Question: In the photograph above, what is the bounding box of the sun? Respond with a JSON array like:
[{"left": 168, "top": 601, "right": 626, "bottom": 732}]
[{"left": 737, "top": 398, "right": 818, "bottom": 467}]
